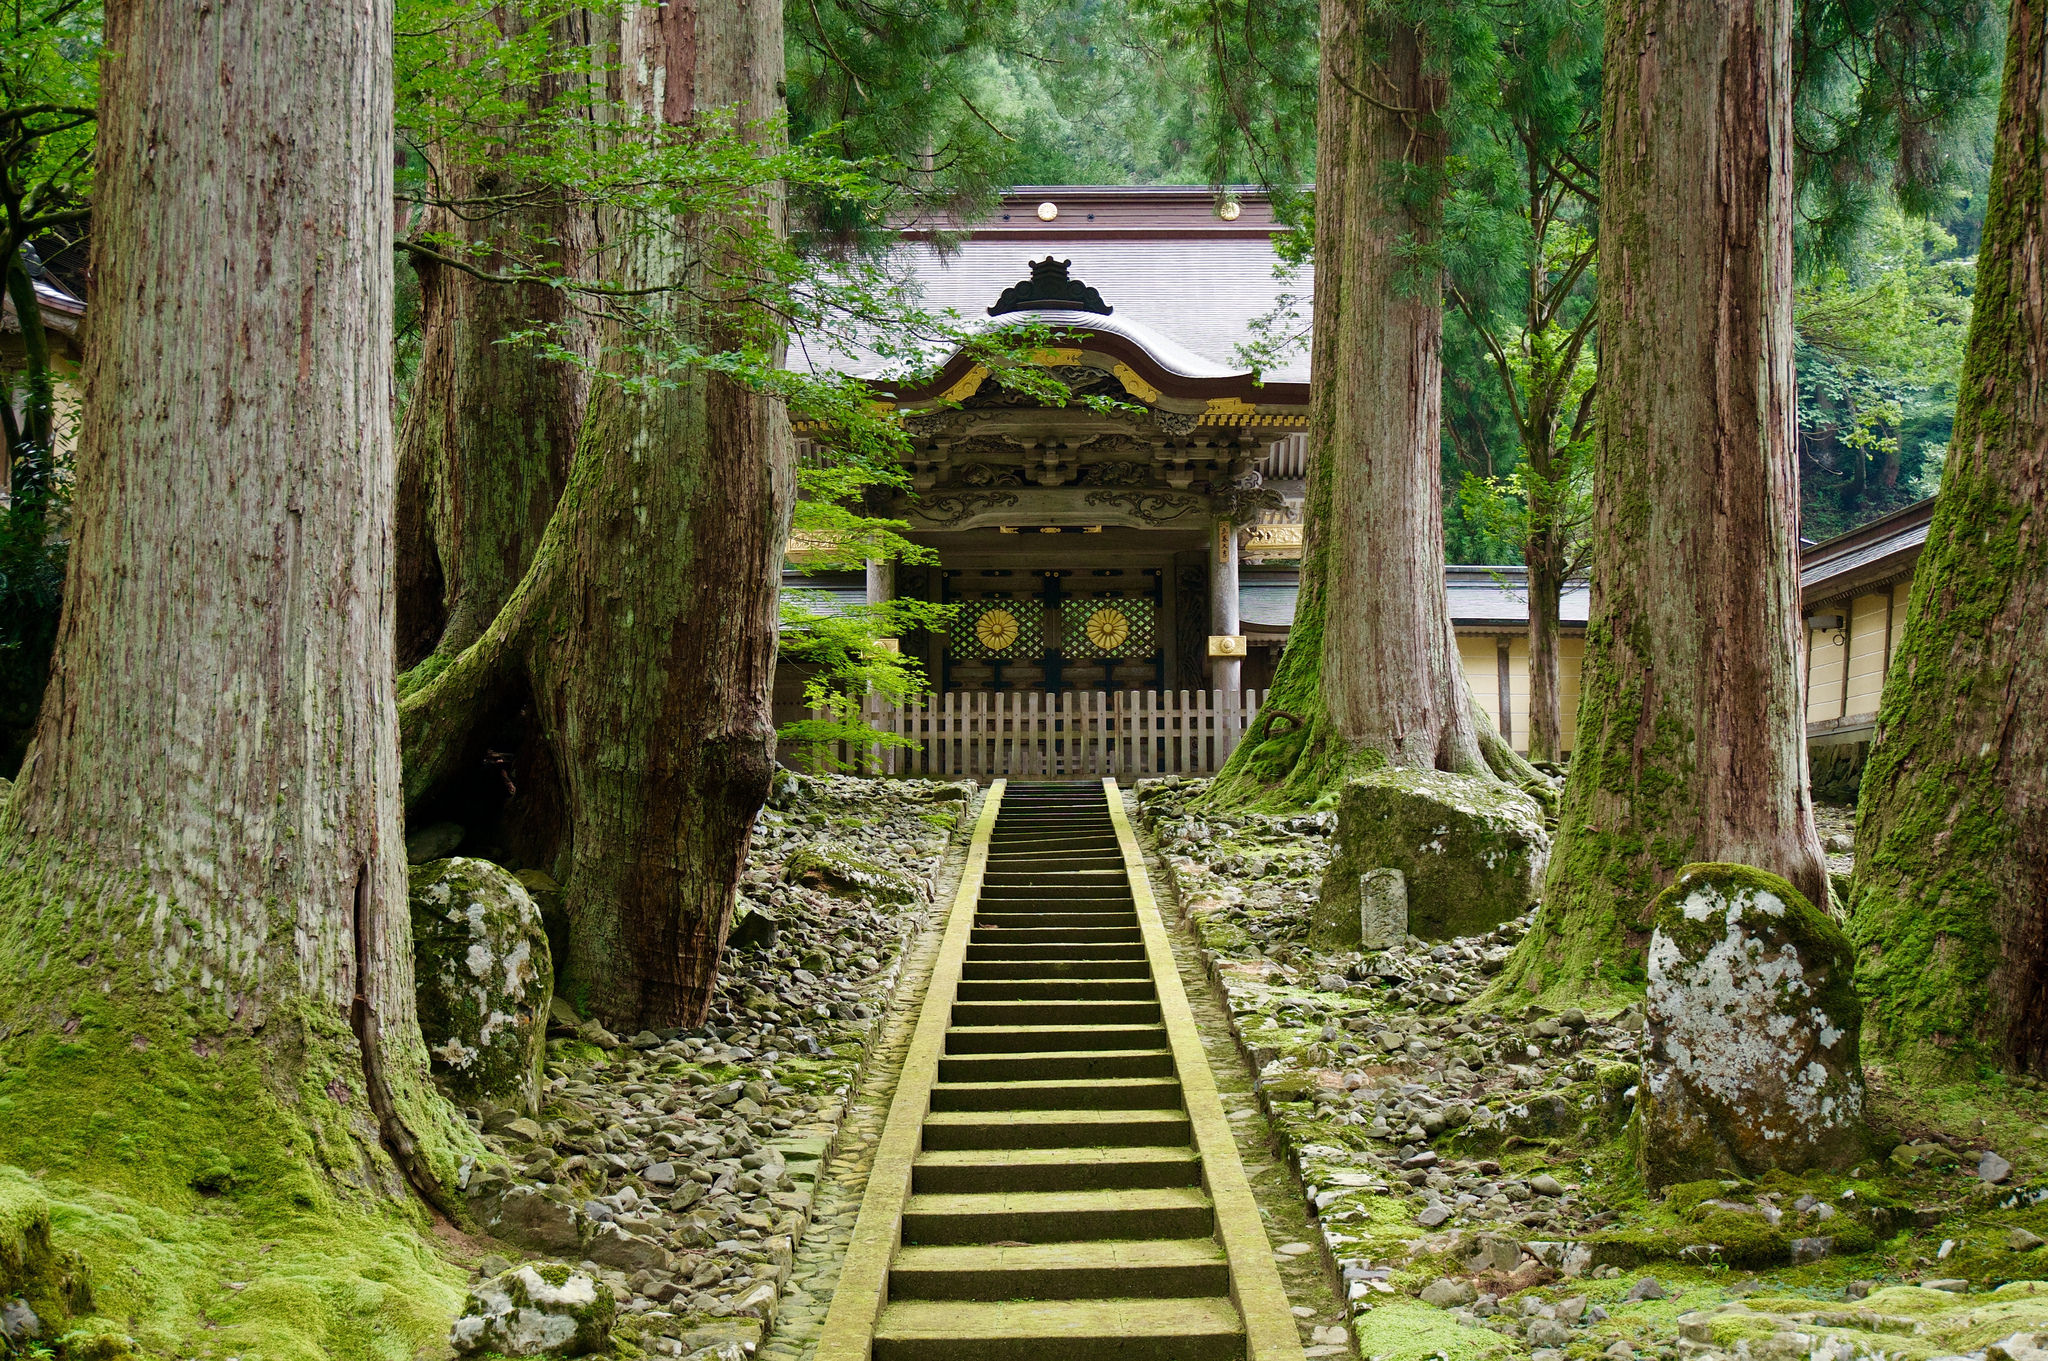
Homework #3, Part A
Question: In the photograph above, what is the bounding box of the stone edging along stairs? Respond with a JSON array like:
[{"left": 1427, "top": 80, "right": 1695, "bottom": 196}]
[{"left": 815, "top": 778, "right": 1306, "bottom": 1361}]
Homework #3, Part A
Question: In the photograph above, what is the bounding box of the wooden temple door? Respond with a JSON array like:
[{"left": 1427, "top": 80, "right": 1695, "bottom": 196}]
[{"left": 942, "top": 567, "right": 1166, "bottom": 694}]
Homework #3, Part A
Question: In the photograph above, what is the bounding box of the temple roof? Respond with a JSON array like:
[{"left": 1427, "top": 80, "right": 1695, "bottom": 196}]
[{"left": 808, "top": 188, "right": 1313, "bottom": 394}]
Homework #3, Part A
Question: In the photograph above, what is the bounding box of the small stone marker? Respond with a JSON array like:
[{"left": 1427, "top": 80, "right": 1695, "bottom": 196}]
[
  {"left": 1638, "top": 863, "right": 1866, "bottom": 1187},
  {"left": 1359, "top": 868, "right": 1409, "bottom": 950}
]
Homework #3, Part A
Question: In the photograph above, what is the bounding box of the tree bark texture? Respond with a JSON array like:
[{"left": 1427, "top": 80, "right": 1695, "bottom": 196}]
[
  {"left": 1213, "top": 4, "right": 1521, "bottom": 803},
  {"left": 393, "top": 9, "right": 597, "bottom": 669},
  {"left": 1851, "top": 0, "right": 2048, "bottom": 1073},
  {"left": 1505, "top": 0, "right": 1826, "bottom": 997},
  {"left": 401, "top": 0, "right": 794, "bottom": 1031},
  {"left": 0, "top": 0, "right": 468, "bottom": 1206}
]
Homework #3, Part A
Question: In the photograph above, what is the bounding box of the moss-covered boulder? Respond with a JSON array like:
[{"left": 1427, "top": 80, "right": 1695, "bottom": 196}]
[
  {"left": 1638, "top": 863, "right": 1866, "bottom": 1187},
  {"left": 1312, "top": 769, "right": 1550, "bottom": 945},
  {"left": 449, "top": 1262, "right": 614, "bottom": 1356},
  {"left": 782, "top": 846, "right": 922, "bottom": 904},
  {"left": 410, "top": 858, "right": 554, "bottom": 1112}
]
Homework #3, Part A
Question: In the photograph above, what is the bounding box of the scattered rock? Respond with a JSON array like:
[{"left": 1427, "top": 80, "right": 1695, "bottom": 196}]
[
  {"left": 1421, "top": 1277, "right": 1478, "bottom": 1308},
  {"left": 1466, "top": 1234, "right": 1522, "bottom": 1274},
  {"left": 450, "top": 1262, "right": 614, "bottom": 1356},
  {"left": 1638, "top": 863, "right": 1866, "bottom": 1186},
  {"left": 2010, "top": 1228, "right": 2045, "bottom": 1251},
  {"left": 1982, "top": 1152, "right": 2015, "bottom": 1184},
  {"left": 1628, "top": 1278, "right": 1667, "bottom": 1301},
  {"left": 1531, "top": 1174, "right": 1564, "bottom": 1197},
  {"left": 410, "top": 857, "right": 554, "bottom": 1111},
  {"left": 1417, "top": 1203, "right": 1453, "bottom": 1227},
  {"left": 0, "top": 1299, "right": 39, "bottom": 1344},
  {"left": 475, "top": 1184, "right": 586, "bottom": 1256},
  {"left": 1922, "top": 1279, "right": 1970, "bottom": 1293},
  {"left": 1528, "top": 1318, "right": 1575, "bottom": 1348},
  {"left": 1312, "top": 769, "right": 1550, "bottom": 944}
]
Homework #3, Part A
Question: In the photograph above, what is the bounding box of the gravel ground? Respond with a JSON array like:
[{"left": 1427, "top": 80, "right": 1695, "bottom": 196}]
[
  {"left": 456, "top": 774, "right": 978, "bottom": 1360},
  {"left": 1135, "top": 776, "right": 2048, "bottom": 1361}
]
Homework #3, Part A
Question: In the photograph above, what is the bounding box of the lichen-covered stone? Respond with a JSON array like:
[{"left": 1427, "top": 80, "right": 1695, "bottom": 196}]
[
  {"left": 410, "top": 857, "right": 554, "bottom": 1111},
  {"left": 1639, "top": 863, "right": 1866, "bottom": 1187},
  {"left": 781, "top": 846, "right": 923, "bottom": 904},
  {"left": 1359, "top": 867, "right": 1408, "bottom": 949},
  {"left": 1313, "top": 769, "right": 1550, "bottom": 944},
  {"left": 449, "top": 1262, "right": 614, "bottom": 1356}
]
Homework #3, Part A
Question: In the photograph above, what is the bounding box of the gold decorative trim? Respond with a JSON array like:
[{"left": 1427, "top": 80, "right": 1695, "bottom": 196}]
[
  {"left": 937, "top": 365, "right": 989, "bottom": 403},
  {"left": 1110, "top": 361, "right": 1163, "bottom": 403}
]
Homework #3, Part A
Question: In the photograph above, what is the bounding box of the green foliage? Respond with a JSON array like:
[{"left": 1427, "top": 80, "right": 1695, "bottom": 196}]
[
  {"left": 1793, "top": 0, "right": 2004, "bottom": 264},
  {"left": 1795, "top": 202, "right": 1975, "bottom": 537},
  {"left": 776, "top": 593, "right": 955, "bottom": 772}
]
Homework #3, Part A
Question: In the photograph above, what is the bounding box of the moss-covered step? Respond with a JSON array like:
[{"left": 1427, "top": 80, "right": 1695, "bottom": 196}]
[
  {"left": 935, "top": 1046, "right": 1176, "bottom": 1083},
  {"left": 872, "top": 1296, "right": 1244, "bottom": 1361},
  {"left": 901, "top": 1187, "right": 1218, "bottom": 1244},
  {"left": 941, "top": 1022, "right": 1168, "bottom": 1052},
  {"left": 919, "top": 1108, "right": 1196, "bottom": 1151},
  {"left": 911, "top": 1145, "right": 1203, "bottom": 1194},
  {"left": 889, "top": 1238, "right": 1233, "bottom": 1300},
  {"left": 927, "top": 1075, "right": 1184, "bottom": 1111}
]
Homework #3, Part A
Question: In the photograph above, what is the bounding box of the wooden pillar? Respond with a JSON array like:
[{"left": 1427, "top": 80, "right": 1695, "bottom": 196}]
[{"left": 1209, "top": 516, "right": 1242, "bottom": 700}]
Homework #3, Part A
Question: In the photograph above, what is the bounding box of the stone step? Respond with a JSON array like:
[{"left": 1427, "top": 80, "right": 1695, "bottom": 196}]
[
  {"left": 955, "top": 977, "right": 1156, "bottom": 1002},
  {"left": 970, "top": 924, "right": 1142, "bottom": 943},
  {"left": 976, "top": 911, "right": 1141, "bottom": 930},
  {"left": 919, "top": 1107, "right": 1193, "bottom": 1150},
  {"left": 928, "top": 1075, "right": 1182, "bottom": 1112},
  {"left": 960, "top": 957, "right": 1151, "bottom": 980},
  {"left": 978, "top": 884, "right": 1136, "bottom": 901},
  {"left": 935, "top": 1047, "right": 1175, "bottom": 1084},
  {"left": 900, "top": 1187, "right": 1215, "bottom": 1244},
  {"left": 912, "top": 1145, "right": 1201, "bottom": 1194},
  {"left": 949, "top": 998, "right": 1162, "bottom": 1026},
  {"left": 967, "top": 940, "right": 1147, "bottom": 960},
  {"left": 872, "top": 1297, "right": 1244, "bottom": 1361},
  {"left": 889, "top": 1238, "right": 1230, "bottom": 1301},
  {"left": 943, "top": 1023, "right": 1168, "bottom": 1053}
]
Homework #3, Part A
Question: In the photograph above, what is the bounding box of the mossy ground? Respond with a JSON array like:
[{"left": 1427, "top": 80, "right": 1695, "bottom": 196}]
[
  {"left": 1141, "top": 780, "right": 2048, "bottom": 1361},
  {"left": 0, "top": 1025, "right": 471, "bottom": 1360}
]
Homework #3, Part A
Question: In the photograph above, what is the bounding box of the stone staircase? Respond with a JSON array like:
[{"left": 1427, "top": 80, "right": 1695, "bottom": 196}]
[{"left": 863, "top": 781, "right": 1251, "bottom": 1361}]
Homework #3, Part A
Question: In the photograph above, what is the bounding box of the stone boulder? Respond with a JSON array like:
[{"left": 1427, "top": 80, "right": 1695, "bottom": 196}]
[
  {"left": 782, "top": 846, "right": 923, "bottom": 904},
  {"left": 410, "top": 857, "right": 554, "bottom": 1111},
  {"left": 1312, "top": 769, "right": 1550, "bottom": 945},
  {"left": 1638, "top": 863, "right": 1866, "bottom": 1187},
  {"left": 449, "top": 1263, "right": 614, "bottom": 1357}
]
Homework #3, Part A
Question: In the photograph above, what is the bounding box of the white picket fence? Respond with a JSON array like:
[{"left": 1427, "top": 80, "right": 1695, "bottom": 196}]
[{"left": 792, "top": 689, "right": 1267, "bottom": 780}]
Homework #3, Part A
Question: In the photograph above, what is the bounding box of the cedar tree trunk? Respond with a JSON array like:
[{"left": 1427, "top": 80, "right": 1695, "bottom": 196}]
[
  {"left": 1503, "top": 0, "right": 1826, "bottom": 998},
  {"left": 400, "top": 0, "right": 794, "bottom": 1031},
  {"left": 1214, "top": 3, "right": 1531, "bottom": 803},
  {"left": 0, "top": 0, "right": 469, "bottom": 1209},
  {"left": 1851, "top": 0, "right": 2048, "bottom": 1073},
  {"left": 394, "top": 9, "right": 596, "bottom": 669}
]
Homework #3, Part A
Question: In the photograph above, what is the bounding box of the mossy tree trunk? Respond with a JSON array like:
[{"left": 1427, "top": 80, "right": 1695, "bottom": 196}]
[
  {"left": 1850, "top": 0, "right": 2048, "bottom": 1073},
  {"left": 400, "top": 0, "right": 793, "bottom": 1031},
  {"left": 1501, "top": 0, "right": 1826, "bottom": 999},
  {"left": 0, "top": 0, "right": 470, "bottom": 1209},
  {"left": 1213, "top": 2, "right": 1530, "bottom": 806},
  {"left": 393, "top": 8, "right": 597, "bottom": 670}
]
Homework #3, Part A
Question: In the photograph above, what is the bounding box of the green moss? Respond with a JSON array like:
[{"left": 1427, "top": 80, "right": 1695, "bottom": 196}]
[
  {"left": 782, "top": 846, "right": 921, "bottom": 903},
  {"left": 1314, "top": 769, "right": 1549, "bottom": 944},
  {"left": 0, "top": 847, "right": 478, "bottom": 1360}
]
